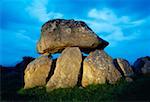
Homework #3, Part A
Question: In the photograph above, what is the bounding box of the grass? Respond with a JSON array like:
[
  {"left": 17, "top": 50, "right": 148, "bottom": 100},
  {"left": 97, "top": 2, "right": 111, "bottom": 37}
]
[
  {"left": 17, "top": 76, "right": 150, "bottom": 102},
  {"left": 1, "top": 69, "right": 150, "bottom": 102}
]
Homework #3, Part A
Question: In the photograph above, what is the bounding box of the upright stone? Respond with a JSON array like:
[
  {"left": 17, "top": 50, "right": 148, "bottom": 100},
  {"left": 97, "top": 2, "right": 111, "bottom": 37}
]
[
  {"left": 46, "top": 47, "right": 82, "bottom": 91},
  {"left": 82, "top": 50, "right": 121, "bottom": 87},
  {"left": 37, "top": 19, "right": 108, "bottom": 54},
  {"left": 24, "top": 55, "right": 52, "bottom": 89},
  {"left": 115, "top": 58, "right": 134, "bottom": 77}
]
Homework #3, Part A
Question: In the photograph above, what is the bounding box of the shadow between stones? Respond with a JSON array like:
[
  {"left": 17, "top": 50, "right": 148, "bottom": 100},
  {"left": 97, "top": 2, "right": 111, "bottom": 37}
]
[
  {"left": 113, "top": 59, "right": 125, "bottom": 78},
  {"left": 77, "top": 56, "right": 86, "bottom": 87},
  {"left": 46, "top": 59, "right": 57, "bottom": 83}
]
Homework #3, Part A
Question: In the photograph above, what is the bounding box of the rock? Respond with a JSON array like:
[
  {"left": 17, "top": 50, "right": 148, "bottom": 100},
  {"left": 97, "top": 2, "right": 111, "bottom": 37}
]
[
  {"left": 82, "top": 50, "right": 121, "bottom": 87},
  {"left": 15, "top": 56, "right": 35, "bottom": 74},
  {"left": 37, "top": 19, "right": 108, "bottom": 54},
  {"left": 16, "top": 56, "right": 35, "bottom": 70},
  {"left": 125, "top": 77, "right": 133, "bottom": 82},
  {"left": 46, "top": 47, "right": 82, "bottom": 91},
  {"left": 141, "top": 61, "right": 150, "bottom": 75},
  {"left": 144, "top": 61, "right": 150, "bottom": 68},
  {"left": 15, "top": 56, "right": 35, "bottom": 86},
  {"left": 133, "top": 56, "right": 150, "bottom": 75},
  {"left": 114, "top": 58, "right": 134, "bottom": 77},
  {"left": 24, "top": 55, "right": 52, "bottom": 89}
]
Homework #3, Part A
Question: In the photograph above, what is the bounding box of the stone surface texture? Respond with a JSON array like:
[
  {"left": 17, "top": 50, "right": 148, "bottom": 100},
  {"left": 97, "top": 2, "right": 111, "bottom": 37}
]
[
  {"left": 46, "top": 47, "right": 82, "bottom": 91},
  {"left": 116, "top": 58, "right": 134, "bottom": 77},
  {"left": 82, "top": 50, "right": 121, "bottom": 87},
  {"left": 24, "top": 55, "right": 52, "bottom": 89},
  {"left": 37, "top": 19, "right": 108, "bottom": 54}
]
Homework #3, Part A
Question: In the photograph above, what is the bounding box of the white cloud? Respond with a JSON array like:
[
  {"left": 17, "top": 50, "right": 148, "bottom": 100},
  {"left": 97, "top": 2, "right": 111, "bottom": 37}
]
[
  {"left": 88, "top": 8, "right": 118, "bottom": 24},
  {"left": 85, "top": 20, "right": 114, "bottom": 33},
  {"left": 16, "top": 30, "right": 36, "bottom": 43},
  {"left": 26, "top": 0, "right": 63, "bottom": 22},
  {"left": 87, "top": 8, "right": 143, "bottom": 47}
]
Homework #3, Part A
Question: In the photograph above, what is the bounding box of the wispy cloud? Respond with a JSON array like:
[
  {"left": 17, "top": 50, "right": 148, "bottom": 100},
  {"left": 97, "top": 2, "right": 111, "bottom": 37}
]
[
  {"left": 1, "top": 0, "right": 150, "bottom": 66},
  {"left": 26, "top": 0, "right": 63, "bottom": 23},
  {"left": 16, "top": 30, "right": 36, "bottom": 43},
  {"left": 88, "top": 8, "right": 118, "bottom": 24},
  {"left": 86, "top": 8, "right": 145, "bottom": 46}
]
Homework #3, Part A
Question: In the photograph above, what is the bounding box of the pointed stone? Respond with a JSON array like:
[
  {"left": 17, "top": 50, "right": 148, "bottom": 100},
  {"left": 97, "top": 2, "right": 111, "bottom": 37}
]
[{"left": 46, "top": 47, "right": 82, "bottom": 91}]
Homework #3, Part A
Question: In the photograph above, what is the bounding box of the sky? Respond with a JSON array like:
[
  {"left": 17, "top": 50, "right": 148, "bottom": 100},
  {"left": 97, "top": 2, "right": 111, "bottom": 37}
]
[{"left": 0, "top": 0, "right": 150, "bottom": 66}]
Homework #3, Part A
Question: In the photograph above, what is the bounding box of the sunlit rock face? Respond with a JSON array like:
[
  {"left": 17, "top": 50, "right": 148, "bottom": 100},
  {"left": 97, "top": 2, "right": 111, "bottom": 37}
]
[
  {"left": 37, "top": 19, "right": 108, "bottom": 54},
  {"left": 82, "top": 50, "right": 121, "bottom": 87},
  {"left": 24, "top": 55, "right": 52, "bottom": 89},
  {"left": 46, "top": 47, "right": 82, "bottom": 92}
]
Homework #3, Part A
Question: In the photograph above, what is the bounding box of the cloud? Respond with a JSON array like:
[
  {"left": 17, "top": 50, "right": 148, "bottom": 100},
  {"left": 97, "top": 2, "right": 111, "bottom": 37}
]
[
  {"left": 26, "top": 0, "right": 63, "bottom": 22},
  {"left": 88, "top": 8, "right": 118, "bottom": 24},
  {"left": 16, "top": 31, "right": 36, "bottom": 43},
  {"left": 1, "top": 0, "right": 150, "bottom": 66},
  {"left": 86, "top": 8, "right": 146, "bottom": 46}
]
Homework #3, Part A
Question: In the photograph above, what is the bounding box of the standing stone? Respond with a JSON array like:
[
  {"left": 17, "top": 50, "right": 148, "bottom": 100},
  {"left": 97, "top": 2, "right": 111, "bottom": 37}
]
[
  {"left": 82, "top": 50, "right": 121, "bottom": 87},
  {"left": 24, "top": 55, "right": 52, "bottom": 89},
  {"left": 37, "top": 19, "right": 108, "bottom": 54},
  {"left": 115, "top": 58, "right": 134, "bottom": 77},
  {"left": 46, "top": 47, "right": 82, "bottom": 91}
]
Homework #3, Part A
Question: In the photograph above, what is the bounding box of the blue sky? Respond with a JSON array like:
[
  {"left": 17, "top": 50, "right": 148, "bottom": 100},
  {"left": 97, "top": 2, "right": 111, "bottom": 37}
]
[{"left": 0, "top": 0, "right": 150, "bottom": 66}]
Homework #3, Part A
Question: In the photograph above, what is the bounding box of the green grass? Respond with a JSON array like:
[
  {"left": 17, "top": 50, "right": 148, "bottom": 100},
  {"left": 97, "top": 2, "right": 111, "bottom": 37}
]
[
  {"left": 17, "top": 77, "right": 150, "bottom": 102},
  {"left": 1, "top": 72, "right": 150, "bottom": 102}
]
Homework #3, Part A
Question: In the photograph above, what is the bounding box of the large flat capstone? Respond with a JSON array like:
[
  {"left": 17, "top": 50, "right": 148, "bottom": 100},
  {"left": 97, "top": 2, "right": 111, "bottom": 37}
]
[{"left": 37, "top": 19, "right": 108, "bottom": 54}]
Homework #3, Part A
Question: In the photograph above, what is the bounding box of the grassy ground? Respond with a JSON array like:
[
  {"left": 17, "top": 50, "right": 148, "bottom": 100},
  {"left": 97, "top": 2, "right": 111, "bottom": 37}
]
[
  {"left": 17, "top": 77, "right": 150, "bottom": 102},
  {"left": 1, "top": 71, "right": 150, "bottom": 102}
]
